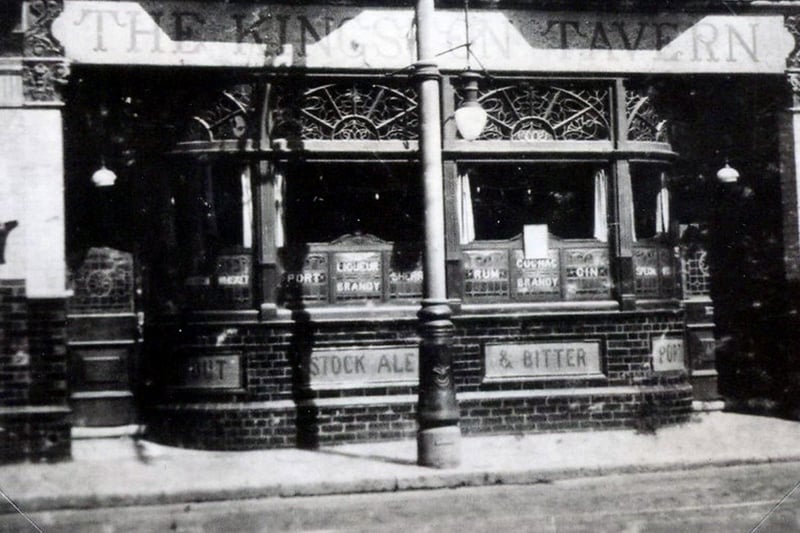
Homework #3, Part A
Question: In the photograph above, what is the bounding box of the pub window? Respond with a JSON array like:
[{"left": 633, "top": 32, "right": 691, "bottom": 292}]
[
  {"left": 171, "top": 158, "right": 254, "bottom": 310},
  {"left": 631, "top": 164, "right": 671, "bottom": 240},
  {"left": 631, "top": 163, "right": 676, "bottom": 299},
  {"left": 458, "top": 163, "right": 613, "bottom": 302},
  {"left": 279, "top": 162, "right": 424, "bottom": 306},
  {"left": 284, "top": 162, "right": 422, "bottom": 244},
  {"left": 460, "top": 163, "right": 604, "bottom": 242}
]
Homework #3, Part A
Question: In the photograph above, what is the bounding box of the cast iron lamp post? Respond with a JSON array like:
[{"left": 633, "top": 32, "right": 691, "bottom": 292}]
[{"left": 414, "top": 0, "right": 461, "bottom": 468}]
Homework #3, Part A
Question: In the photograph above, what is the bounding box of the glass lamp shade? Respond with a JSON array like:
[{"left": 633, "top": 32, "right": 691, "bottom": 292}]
[
  {"left": 455, "top": 102, "right": 488, "bottom": 141},
  {"left": 92, "top": 164, "right": 117, "bottom": 187},
  {"left": 716, "top": 163, "right": 739, "bottom": 184}
]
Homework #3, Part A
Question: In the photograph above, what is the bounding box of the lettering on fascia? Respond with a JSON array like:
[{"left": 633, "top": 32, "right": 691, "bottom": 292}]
[
  {"left": 57, "top": 3, "right": 782, "bottom": 70},
  {"left": 485, "top": 341, "right": 603, "bottom": 379},
  {"left": 67, "top": 6, "right": 374, "bottom": 57},
  {"left": 542, "top": 19, "right": 758, "bottom": 62},
  {"left": 309, "top": 347, "right": 419, "bottom": 388},
  {"left": 174, "top": 355, "right": 242, "bottom": 389}
]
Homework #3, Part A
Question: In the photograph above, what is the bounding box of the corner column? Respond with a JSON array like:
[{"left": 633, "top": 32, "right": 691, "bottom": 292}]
[
  {"left": 783, "top": 16, "right": 800, "bottom": 281},
  {"left": 414, "top": 0, "right": 460, "bottom": 469},
  {"left": 0, "top": 0, "right": 72, "bottom": 462},
  {"left": 611, "top": 80, "right": 636, "bottom": 310}
]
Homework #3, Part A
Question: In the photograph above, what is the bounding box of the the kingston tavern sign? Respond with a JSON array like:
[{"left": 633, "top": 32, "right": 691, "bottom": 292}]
[{"left": 53, "top": 1, "right": 793, "bottom": 73}]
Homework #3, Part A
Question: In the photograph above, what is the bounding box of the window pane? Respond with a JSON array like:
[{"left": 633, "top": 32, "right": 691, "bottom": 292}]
[
  {"left": 466, "top": 163, "right": 598, "bottom": 240},
  {"left": 168, "top": 159, "right": 253, "bottom": 310},
  {"left": 285, "top": 163, "right": 422, "bottom": 244},
  {"left": 631, "top": 164, "right": 668, "bottom": 240}
]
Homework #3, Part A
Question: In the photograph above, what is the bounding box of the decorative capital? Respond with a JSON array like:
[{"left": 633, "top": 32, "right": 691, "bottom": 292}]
[
  {"left": 21, "top": 1, "right": 69, "bottom": 105},
  {"left": 785, "top": 15, "right": 800, "bottom": 69},
  {"left": 22, "top": 59, "right": 70, "bottom": 105},
  {"left": 23, "top": 0, "right": 64, "bottom": 58},
  {"left": 788, "top": 71, "right": 800, "bottom": 96}
]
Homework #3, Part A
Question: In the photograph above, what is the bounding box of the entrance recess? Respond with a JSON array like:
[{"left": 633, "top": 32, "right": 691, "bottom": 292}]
[{"left": 67, "top": 247, "right": 139, "bottom": 427}]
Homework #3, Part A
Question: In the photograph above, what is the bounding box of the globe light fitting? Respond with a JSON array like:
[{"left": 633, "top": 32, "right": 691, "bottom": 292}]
[
  {"left": 716, "top": 162, "right": 739, "bottom": 184},
  {"left": 455, "top": 71, "right": 487, "bottom": 141},
  {"left": 92, "top": 161, "right": 117, "bottom": 187}
]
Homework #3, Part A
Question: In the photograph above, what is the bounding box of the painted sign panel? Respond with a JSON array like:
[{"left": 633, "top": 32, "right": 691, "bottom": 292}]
[
  {"left": 511, "top": 249, "right": 560, "bottom": 299},
  {"left": 332, "top": 251, "right": 382, "bottom": 301},
  {"left": 173, "top": 354, "right": 242, "bottom": 389},
  {"left": 651, "top": 336, "right": 686, "bottom": 372},
  {"left": 309, "top": 346, "right": 418, "bottom": 389},
  {"left": 283, "top": 252, "right": 329, "bottom": 303},
  {"left": 485, "top": 341, "right": 603, "bottom": 379},
  {"left": 563, "top": 248, "right": 611, "bottom": 300},
  {"left": 463, "top": 249, "right": 509, "bottom": 299},
  {"left": 54, "top": 2, "right": 792, "bottom": 73}
]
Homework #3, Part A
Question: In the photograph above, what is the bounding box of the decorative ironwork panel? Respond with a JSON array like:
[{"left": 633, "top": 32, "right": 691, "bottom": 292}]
[
  {"left": 184, "top": 83, "right": 256, "bottom": 142},
  {"left": 681, "top": 248, "right": 711, "bottom": 298},
  {"left": 271, "top": 81, "right": 419, "bottom": 141},
  {"left": 510, "top": 249, "right": 561, "bottom": 301},
  {"left": 460, "top": 81, "right": 611, "bottom": 141},
  {"left": 563, "top": 248, "right": 611, "bottom": 300},
  {"left": 69, "top": 247, "right": 134, "bottom": 314},
  {"left": 463, "top": 250, "right": 510, "bottom": 299},
  {"left": 626, "top": 87, "right": 669, "bottom": 143}
]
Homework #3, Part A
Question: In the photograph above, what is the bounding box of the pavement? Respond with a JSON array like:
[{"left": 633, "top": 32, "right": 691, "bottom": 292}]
[{"left": 3, "top": 410, "right": 800, "bottom": 514}]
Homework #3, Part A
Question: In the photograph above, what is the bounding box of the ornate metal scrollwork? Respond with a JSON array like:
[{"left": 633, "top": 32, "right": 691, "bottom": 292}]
[
  {"left": 69, "top": 247, "right": 134, "bottom": 313},
  {"left": 785, "top": 15, "right": 800, "bottom": 69},
  {"left": 457, "top": 81, "right": 611, "bottom": 141},
  {"left": 788, "top": 72, "right": 800, "bottom": 97},
  {"left": 626, "top": 88, "right": 669, "bottom": 143},
  {"left": 21, "top": 59, "right": 70, "bottom": 103},
  {"left": 23, "top": 0, "right": 64, "bottom": 57},
  {"left": 21, "top": 0, "right": 69, "bottom": 104},
  {"left": 271, "top": 81, "right": 419, "bottom": 141},
  {"left": 184, "top": 84, "right": 256, "bottom": 142}
]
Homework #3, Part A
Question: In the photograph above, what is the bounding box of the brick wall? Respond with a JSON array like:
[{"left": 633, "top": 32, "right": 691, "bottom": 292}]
[
  {"left": 144, "top": 308, "right": 692, "bottom": 450},
  {"left": 0, "top": 280, "right": 71, "bottom": 462},
  {"left": 1, "top": 280, "right": 30, "bottom": 407}
]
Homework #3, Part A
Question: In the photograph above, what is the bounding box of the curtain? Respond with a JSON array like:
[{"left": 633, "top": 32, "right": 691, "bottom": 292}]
[
  {"left": 241, "top": 166, "right": 253, "bottom": 248},
  {"left": 457, "top": 171, "right": 475, "bottom": 245},
  {"left": 593, "top": 169, "right": 608, "bottom": 242},
  {"left": 655, "top": 172, "right": 670, "bottom": 234},
  {"left": 274, "top": 168, "right": 286, "bottom": 248}
]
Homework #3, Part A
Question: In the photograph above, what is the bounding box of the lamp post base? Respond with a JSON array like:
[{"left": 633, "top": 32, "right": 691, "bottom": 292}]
[
  {"left": 417, "top": 300, "right": 461, "bottom": 468},
  {"left": 417, "top": 425, "right": 461, "bottom": 468}
]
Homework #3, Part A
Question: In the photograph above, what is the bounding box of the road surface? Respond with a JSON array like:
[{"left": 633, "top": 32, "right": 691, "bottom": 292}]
[{"left": 2, "top": 462, "right": 800, "bottom": 532}]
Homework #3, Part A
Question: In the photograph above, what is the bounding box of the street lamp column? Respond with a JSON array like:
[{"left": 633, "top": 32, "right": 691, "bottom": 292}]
[{"left": 414, "top": 0, "right": 461, "bottom": 468}]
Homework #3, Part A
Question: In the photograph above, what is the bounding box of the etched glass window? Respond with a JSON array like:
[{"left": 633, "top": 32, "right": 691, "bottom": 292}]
[{"left": 456, "top": 80, "right": 612, "bottom": 141}]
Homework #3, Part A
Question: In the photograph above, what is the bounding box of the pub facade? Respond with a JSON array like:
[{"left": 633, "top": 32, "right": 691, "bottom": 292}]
[{"left": 2, "top": 0, "right": 800, "bottom": 460}]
